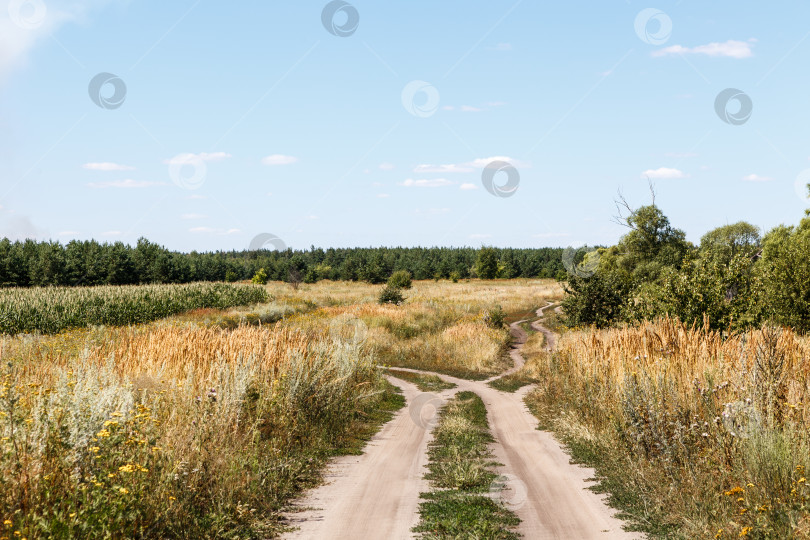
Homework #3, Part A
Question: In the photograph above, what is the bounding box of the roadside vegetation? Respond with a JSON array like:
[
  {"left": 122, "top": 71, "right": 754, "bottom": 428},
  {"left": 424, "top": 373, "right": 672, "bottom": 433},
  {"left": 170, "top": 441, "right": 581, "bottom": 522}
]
[
  {"left": 414, "top": 391, "right": 520, "bottom": 539},
  {"left": 523, "top": 316, "right": 810, "bottom": 538}
]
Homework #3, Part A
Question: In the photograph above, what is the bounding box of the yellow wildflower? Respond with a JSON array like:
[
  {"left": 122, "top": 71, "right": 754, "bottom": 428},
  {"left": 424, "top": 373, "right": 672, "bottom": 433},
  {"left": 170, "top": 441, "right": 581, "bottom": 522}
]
[
  {"left": 96, "top": 430, "right": 110, "bottom": 438},
  {"left": 119, "top": 488, "right": 129, "bottom": 495}
]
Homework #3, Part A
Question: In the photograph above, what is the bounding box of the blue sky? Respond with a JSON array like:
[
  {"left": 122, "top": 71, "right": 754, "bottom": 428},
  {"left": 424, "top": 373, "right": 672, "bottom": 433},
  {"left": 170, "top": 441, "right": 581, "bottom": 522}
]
[{"left": 1, "top": 0, "right": 809, "bottom": 252}]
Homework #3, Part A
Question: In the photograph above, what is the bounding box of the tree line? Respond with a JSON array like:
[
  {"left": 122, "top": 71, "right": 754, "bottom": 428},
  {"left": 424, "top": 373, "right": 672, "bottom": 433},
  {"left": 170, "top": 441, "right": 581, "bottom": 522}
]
[
  {"left": 562, "top": 185, "right": 810, "bottom": 333},
  {"left": 0, "top": 238, "right": 566, "bottom": 288}
]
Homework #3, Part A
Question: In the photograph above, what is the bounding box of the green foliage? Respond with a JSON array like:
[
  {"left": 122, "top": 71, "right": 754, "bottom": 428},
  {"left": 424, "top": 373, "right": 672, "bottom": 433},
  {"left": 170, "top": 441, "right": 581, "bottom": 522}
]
[
  {"left": 387, "top": 270, "right": 412, "bottom": 289},
  {"left": 0, "top": 239, "right": 565, "bottom": 287},
  {"left": 0, "top": 283, "right": 269, "bottom": 335},
  {"left": 251, "top": 268, "right": 268, "bottom": 285},
  {"left": 475, "top": 247, "right": 500, "bottom": 280},
  {"left": 378, "top": 285, "right": 405, "bottom": 305},
  {"left": 224, "top": 269, "right": 238, "bottom": 282},
  {"left": 562, "top": 272, "right": 633, "bottom": 328},
  {"left": 758, "top": 219, "right": 810, "bottom": 332},
  {"left": 449, "top": 271, "right": 460, "bottom": 283}
]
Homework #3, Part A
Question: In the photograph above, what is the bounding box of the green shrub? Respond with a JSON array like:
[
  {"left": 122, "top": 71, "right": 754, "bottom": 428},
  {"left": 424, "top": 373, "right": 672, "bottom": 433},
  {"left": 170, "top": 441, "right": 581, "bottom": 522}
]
[
  {"left": 379, "top": 285, "right": 405, "bottom": 305},
  {"left": 387, "top": 270, "right": 412, "bottom": 289},
  {"left": 449, "top": 271, "right": 460, "bottom": 283},
  {"left": 224, "top": 270, "right": 238, "bottom": 282},
  {"left": 251, "top": 268, "right": 268, "bottom": 285}
]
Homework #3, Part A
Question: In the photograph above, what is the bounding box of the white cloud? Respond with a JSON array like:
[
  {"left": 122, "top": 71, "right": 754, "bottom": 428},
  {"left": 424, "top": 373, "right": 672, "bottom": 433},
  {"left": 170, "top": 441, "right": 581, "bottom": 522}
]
[
  {"left": 493, "top": 43, "right": 512, "bottom": 51},
  {"left": 181, "top": 213, "right": 207, "bottom": 220},
  {"left": 0, "top": 210, "right": 45, "bottom": 241},
  {"left": 400, "top": 178, "right": 454, "bottom": 188},
  {"left": 442, "top": 105, "right": 455, "bottom": 111},
  {"left": 57, "top": 230, "right": 80, "bottom": 236},
  {"left": 652, "top": 39, "right": 754, "bottom": 59},
  {"left": 261, "top": 154, "right": 298, "bottom": 166},
  {"left": 379, "top": 162, "right": 395, "bottom": 170},
  {"left": 101, "top": 230, "right": 122, "bottom": 237},
  {"left": 377, "top": 193, "right": 390, "bottom": 198},
  {"left": 460, "top": 105, "right": 483, "bottom": 112},
  {"left": 83, "top": 162, "right": 135, "bottom": 171},
  {"left": 459, "top": 183, "right": 477, "bottom": 190},
  {"left": 469, "top": 156, "right": 529, "bottom": 169},
  {"left": 87, "top": 179, "right": 166, "bottom": 189},
  {"left": 0, "top": 1, "right": 111, "bottom": 81},
  {"left": 469, "top": 234, "right": 492, "bottom": 239},
  {"left": 665, "top": 152, "right": 698, "bottom": 158},
  {"left": 414, "top": 163, "right": 474, "bottom": 174},
  {"left": 743, "top": 174, "right": 773, "bottom": 182},
  {"left": 189, "top": 227, "right": 215, "bottom": 233},
  {"left": 641, "top": 167, "right": 689, "bottom": 179}
]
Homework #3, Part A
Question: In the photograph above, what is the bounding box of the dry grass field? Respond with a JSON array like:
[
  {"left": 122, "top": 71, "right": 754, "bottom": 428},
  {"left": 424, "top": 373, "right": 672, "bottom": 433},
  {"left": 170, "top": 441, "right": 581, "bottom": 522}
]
[
  {"left": 522, "top": 318, "right": 810, "bottom": 538},
  {"left": 0, "top": 279, "right": 561, "bottom": 538}
]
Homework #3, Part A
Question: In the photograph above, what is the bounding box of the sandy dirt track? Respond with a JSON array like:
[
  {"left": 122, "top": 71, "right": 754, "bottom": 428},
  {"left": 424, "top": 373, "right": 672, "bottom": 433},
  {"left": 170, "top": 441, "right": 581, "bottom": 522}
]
[{"left": 282, "top": 303, "right": 641, "bottom": 539}]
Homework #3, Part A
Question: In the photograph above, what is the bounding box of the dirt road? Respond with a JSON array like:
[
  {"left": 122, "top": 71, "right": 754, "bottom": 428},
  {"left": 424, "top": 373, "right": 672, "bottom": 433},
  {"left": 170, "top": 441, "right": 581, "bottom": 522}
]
[{"left": 282, "top": 304, "right": 640, "bottom": 539}]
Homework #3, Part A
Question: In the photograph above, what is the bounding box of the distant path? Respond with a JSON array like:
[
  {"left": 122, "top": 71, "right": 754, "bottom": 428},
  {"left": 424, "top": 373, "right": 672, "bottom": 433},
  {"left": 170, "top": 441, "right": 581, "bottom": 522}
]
[{"left": 282, "top": 303, "right": 640, "bottom": 539}]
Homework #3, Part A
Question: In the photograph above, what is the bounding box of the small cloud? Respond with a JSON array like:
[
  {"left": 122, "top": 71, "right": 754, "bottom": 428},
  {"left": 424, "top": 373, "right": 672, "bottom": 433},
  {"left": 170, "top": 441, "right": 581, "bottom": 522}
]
[
  {"left": 225, "top": 228, "right": 240, "bottom": 234},
  {"left": 261, "top": 154, "right": 298, "bottom": 166},
  {"left": 442, "top": 105, "right": 455, "bottom": 111},
  {"left": 306, "top": 215, "right": 318, "bottom": 220},
  {"left": 461, "top": 105, "right": 483, "bottom": 112},
  {"left": 87, "top": 179, "right": 167, "bottom": 189},
  {"left": 401, "top": 178, "right": 455, "bottom": 188},
  {"left": 652, "top": 39, "right": 754, "bottom": 59},
  {"left": 665, "top": 152, "right": 698, "bottom": 158},
  {"left": 181, "top": 213, "right": 207, "bottom": 220},
  {"left": 459, "top": 183, "right": 477, "bottom": 190},
  {"left": 493, "top": 43, "right": 512, "bottom": 51},
  {"left": 83, "top": 162, "right": 135, "bottom": 171},
  {"left": 57, "top": 230, "right": 80, "bottom": 236},
  {"left": 486, "top": 101, "right": 506, "bottom": 107},
  {"left": 469, "top": 156, "right": 529, "bottom": 169},
  {"left": 379, "top": 162, "right": 395, "bottom": 170},
  {"left": 469, "top": 233, "right": 492, "bottom": 239},
  {"left": 377, "top": 193, "right": 390, "bottom": 198},
  {"left": 414, "top": 163, "right": 474, "bottom": 174},
  {"left": 197, "top": 152, "right": 232, "bottom": 162},
  {"left": 743, "top": 174, "right": 773, "bottom": 182},
  {"left": 189, "top": 227, "right": 215, "bottom": 233},
  {"left": 641, "top": 167, "right": 689, "bottom": 179}
]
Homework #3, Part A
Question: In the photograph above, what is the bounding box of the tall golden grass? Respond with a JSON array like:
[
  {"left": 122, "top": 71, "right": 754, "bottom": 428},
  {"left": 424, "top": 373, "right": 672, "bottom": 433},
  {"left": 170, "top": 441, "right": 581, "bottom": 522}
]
[
  {"left": 1, "top": 322, "right": 387, "bottom": 538},
  {"left": 525, "top": 318, "right": 810, "bottom": 538}
]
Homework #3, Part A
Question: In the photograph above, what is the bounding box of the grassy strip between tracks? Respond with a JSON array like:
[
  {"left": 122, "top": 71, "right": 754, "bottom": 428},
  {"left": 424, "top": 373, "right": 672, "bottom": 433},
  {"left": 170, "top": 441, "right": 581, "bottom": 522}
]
[{"left": 413, "top": 391, "right": 520, "bottom": 539}]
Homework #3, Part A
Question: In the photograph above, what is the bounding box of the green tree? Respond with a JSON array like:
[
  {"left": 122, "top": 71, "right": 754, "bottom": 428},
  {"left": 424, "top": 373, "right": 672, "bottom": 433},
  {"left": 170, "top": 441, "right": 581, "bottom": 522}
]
[
  {"left": 251, "top": 268, "right": 268, "bottom": 285},
  {"left": 387, "top": 270, "right": 412, "bottom": 289},
  {"left": 475, "top": 247, "right": 499, "bottom": 280}
]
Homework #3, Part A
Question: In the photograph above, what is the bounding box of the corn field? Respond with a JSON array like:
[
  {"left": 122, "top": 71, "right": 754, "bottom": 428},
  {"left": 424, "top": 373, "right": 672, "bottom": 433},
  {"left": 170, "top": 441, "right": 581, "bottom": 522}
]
[{"left": 0, "top": 283, "right": 269, "bottom": 335}]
